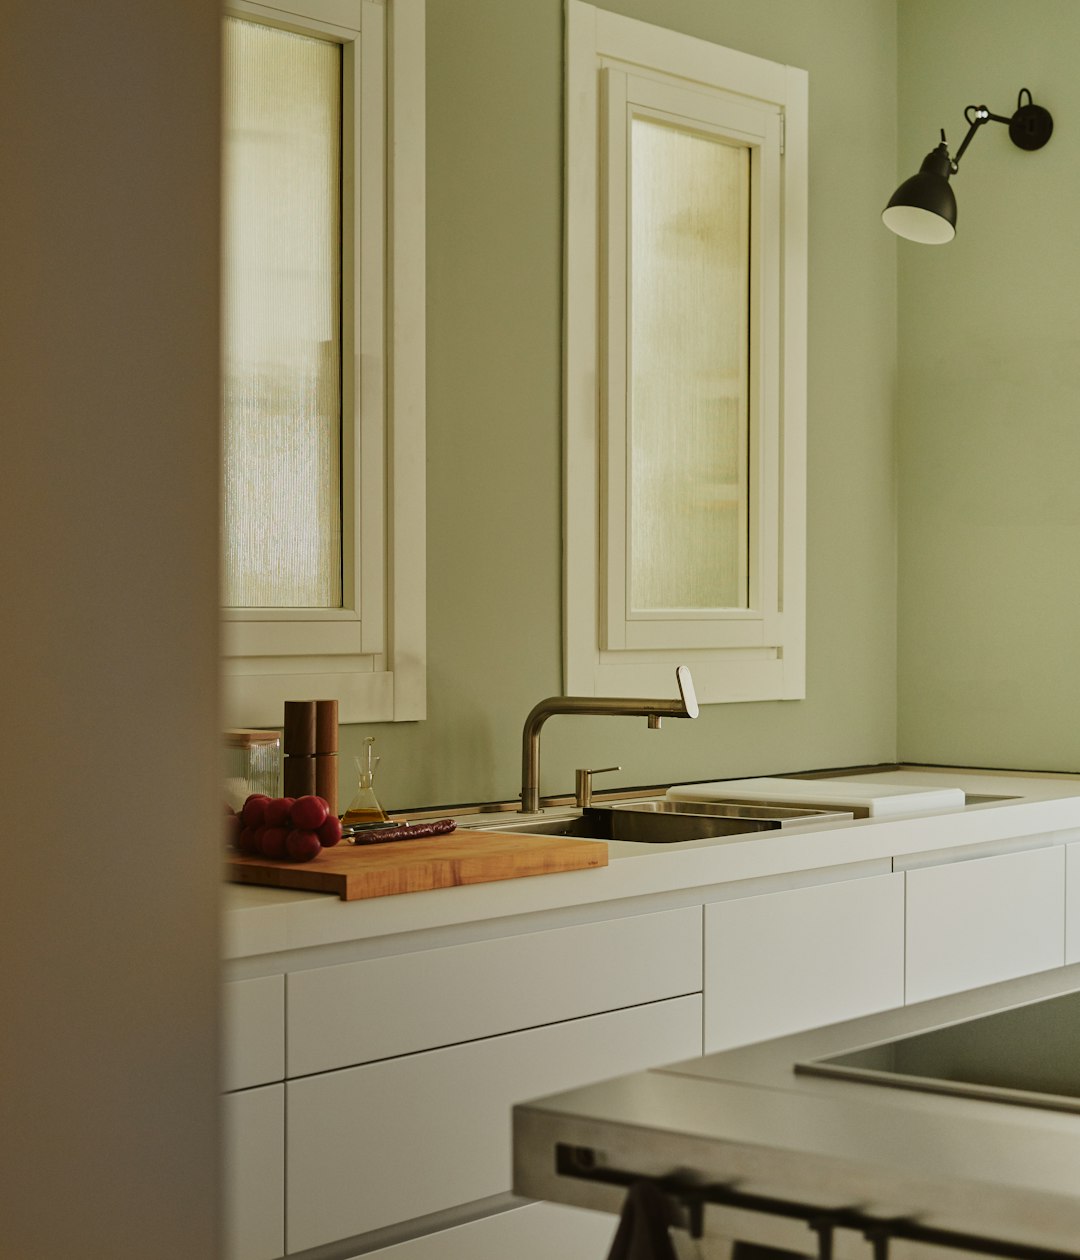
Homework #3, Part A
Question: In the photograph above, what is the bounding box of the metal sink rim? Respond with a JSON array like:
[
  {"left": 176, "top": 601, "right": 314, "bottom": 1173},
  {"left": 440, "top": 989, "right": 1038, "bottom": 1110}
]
[
  {"left": 474, "top": 799, "right": 853, "bottom": 844},
  {"left": 606, "top": 798, "right": 854, "bottom": 825}
]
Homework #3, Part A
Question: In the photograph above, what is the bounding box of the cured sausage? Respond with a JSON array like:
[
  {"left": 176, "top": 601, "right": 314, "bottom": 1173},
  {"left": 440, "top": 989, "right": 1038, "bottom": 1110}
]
[{"left": 345, "top": 817, "right": 457, "bottom": 845}]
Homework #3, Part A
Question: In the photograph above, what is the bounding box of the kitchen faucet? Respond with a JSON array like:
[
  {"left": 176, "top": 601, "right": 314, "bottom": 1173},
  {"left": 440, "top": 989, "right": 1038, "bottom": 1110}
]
[{"left": 519, "top": 666, "right": 699, "bottom": 813}]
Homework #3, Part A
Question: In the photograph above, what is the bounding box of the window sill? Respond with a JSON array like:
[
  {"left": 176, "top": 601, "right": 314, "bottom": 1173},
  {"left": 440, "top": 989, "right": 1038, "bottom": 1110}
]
[{"left": 222, "top": 657, "right": 423, "bottom": 726}]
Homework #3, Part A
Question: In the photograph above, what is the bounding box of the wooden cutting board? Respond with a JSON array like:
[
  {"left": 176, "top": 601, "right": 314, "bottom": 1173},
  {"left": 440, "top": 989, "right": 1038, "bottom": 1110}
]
[{"left": 225, "top": 828, "right": 608, "bottom": 901}]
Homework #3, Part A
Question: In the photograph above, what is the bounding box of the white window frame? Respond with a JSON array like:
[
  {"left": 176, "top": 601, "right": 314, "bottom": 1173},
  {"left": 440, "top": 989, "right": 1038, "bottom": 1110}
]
[
  {"left": 565, "top": 2, "right": 807, "bottom": 704},
  {"left": 221, "top": 0, "right": 425, "bottom": 726}
]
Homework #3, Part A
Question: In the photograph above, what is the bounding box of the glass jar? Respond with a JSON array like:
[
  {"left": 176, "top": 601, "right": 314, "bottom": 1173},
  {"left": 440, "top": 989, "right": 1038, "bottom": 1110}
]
[{"left": 223, "top": 728, "right": 282, "bottom": 810}]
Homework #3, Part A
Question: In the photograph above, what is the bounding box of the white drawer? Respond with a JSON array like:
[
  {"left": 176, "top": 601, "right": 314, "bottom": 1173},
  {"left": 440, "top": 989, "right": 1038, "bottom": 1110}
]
[
  {"left": 287, "top": 906, "right": 702, "bottom": 1075},
  {"left": 223, "top": 1084, "right": 284, "bottom": 1260},
  {"left": 286, "top": 993, "right": 702, "bottom": 1252},
  {"left": 353, "top": 1201, "right": 618, "bottom": 1260},
  {"left": 223, "top": 975, "right": 285, "bottom": 1092},
  {"left": 704, "top": 872, "right": 904, "bottom": 1052},
  {"left": 1066, "top": 842, "right": 1080, "bottom": 965},
  {"left": 906, "top": 845, "right": 1065, "bottom": 1004}
]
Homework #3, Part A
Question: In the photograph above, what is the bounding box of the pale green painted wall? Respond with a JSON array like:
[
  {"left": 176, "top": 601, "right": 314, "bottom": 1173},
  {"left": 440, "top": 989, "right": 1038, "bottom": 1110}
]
[
  {"left": 339, "top": 0, "right": 900, "bottom": 812},
  {"left": 897, "top": 0, "right": 1080, "bottom": 770}
]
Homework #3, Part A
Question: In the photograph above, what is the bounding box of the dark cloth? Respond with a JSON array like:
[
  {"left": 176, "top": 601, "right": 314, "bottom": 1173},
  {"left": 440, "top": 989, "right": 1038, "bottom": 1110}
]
[{"left": 605, "top": 1180, "right": 681, "bottom": 1260}]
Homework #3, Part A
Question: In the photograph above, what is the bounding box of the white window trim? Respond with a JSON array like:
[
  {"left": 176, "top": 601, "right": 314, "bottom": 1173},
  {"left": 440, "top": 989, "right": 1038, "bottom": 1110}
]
[
  {"left": 220, "top": 0, "right": 425, "bottom": 726},
  {"left": 564, "top": 1, "right": 807, "bottom": 704}
]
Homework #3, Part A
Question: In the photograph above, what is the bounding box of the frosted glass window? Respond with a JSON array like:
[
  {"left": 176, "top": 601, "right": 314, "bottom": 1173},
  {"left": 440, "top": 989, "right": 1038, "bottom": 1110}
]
[
  {"left": 222, "top": 18, "right": 342, "bottom": 609},
  {"left": 629, "top": 116, "right": 750, "bottom": 612}
]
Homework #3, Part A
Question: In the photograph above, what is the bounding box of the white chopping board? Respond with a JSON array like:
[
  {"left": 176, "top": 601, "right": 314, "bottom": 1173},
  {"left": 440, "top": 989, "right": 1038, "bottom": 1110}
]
[{"left": 667, "top": 777, "right": 965, "bottom": 817}]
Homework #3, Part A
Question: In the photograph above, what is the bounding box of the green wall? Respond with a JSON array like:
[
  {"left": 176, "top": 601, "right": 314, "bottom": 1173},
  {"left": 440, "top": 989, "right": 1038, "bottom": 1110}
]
[
  {"left": 339, "top": 0, "right": 900, "bottom": 813},
  {"left": 896, "top": 0, "right": 1080, "bottom": 770}
]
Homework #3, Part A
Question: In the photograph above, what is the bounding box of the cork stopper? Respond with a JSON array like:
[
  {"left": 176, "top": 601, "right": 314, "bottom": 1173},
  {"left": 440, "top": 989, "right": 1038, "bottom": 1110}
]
[{"left": 224, "top": 727, "right": 281, "bottom": 748}]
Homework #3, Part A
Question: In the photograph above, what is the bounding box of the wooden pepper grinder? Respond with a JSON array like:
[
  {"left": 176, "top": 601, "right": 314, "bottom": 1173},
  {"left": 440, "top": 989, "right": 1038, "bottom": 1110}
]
[
  {"left": 282, "top": 700, "right": 317, "bottom": 797},
  {"left": 314, "top": 699, "right": 339, "bottom": 814}
]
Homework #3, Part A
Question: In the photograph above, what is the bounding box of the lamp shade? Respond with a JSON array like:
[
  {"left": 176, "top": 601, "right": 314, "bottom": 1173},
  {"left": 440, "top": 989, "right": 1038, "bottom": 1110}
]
[{"left": 882, "top": 143, "right": 957, "bottom": 244}]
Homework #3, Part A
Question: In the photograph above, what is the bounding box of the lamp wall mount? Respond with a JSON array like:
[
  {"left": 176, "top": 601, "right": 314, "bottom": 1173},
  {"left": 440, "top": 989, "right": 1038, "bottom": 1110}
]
[
  {"left": 952, "top": 89, "right": 1053, "bottom": 168},
  {"left": 883, "top": 88, "right": 1054, "bottom": 244}
]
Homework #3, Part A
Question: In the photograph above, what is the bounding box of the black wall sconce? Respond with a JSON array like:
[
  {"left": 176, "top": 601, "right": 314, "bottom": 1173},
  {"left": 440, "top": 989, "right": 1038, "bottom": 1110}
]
[{"left": 883, "top": 88, "right": 1053, "bottom": 244}]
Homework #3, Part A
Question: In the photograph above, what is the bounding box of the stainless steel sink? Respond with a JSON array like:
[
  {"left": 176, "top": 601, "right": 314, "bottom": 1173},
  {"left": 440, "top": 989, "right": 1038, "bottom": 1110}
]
[
  {"left": 608, "top": 799, "right": 851, "bottom": 823},
  {"left": 479, "top": 800, "right": 852, "bottom": 844}
]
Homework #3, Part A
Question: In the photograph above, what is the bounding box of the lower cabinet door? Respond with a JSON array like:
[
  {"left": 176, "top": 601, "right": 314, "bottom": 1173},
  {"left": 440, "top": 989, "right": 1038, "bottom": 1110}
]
[
  {"left": 905, "top": 845, "right": 1065, "bottom": 1004},
  {"left": 222, "top": 975, "right": 284, "bottom": 1093},
  {"left": 286, "top": 994, "right": 701, "bottom": 1253},
  {"left": 355, "top": 1201, "right": 618, "bottom": 1260},
  {"left": 1065, "top": 842, "right": 1080, "bottom": 965},
  {"left": 704, "top": 872, "right": 905, "bottom": 1053},
  {"left": 223, "top": 1084, "right": 284, "bottom": 1260}
]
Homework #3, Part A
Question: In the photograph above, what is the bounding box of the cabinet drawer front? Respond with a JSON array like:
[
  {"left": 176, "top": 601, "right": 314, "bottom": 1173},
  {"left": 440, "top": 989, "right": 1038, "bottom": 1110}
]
[
  {"left": 704, "top": 873, "right": 904, "bottom": 1053},
  {"left": 355, "top": 1201, "right": 618, "bottom": 1260},
  {"left": 223, "top": 975, "right": 285, "bottom": 1092},
  {"left": 286, "top": 994, "right": 702, "bottom": 1252},
  {"left": 906, "top": 845, "right": 1065, "bottom": 1005},
  {"left": 288, "top": 906, "right": 702, "bottom": 1075},
  {"left": 1066, "top": 843, "right": 1080, "bottom": 965},
  {"left": 223, "top": 1085, "right": 284, "bottom": 1260}
]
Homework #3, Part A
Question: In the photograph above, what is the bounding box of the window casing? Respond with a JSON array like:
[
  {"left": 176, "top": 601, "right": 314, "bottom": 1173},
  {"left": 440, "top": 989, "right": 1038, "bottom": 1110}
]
[
  {"left": 221, "top": 0, "right": 425, "bottom": 726},
  {"left": 565, "top": 3, "right": 807, "bottom": 703}
]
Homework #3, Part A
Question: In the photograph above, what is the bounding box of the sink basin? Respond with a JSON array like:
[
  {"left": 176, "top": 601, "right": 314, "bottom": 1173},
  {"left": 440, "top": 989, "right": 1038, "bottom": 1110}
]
[{"left": 478, "top": 800, "right": 852, "bottom": 844}]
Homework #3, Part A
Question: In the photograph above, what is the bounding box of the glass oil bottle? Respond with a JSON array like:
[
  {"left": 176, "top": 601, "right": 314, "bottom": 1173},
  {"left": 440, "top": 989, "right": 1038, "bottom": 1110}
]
[{"left": 341, "top": 736, "right": 389, "bottom": 826}]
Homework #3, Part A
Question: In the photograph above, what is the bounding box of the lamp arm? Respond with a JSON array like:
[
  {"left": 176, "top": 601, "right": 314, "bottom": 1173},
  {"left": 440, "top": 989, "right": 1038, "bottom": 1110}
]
[{"left": 951, "top": 105, "right": 1012, "bottom": 169}]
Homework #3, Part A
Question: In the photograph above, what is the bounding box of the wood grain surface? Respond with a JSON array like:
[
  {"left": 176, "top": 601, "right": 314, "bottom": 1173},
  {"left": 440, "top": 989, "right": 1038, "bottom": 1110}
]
[{"left": 225, "top": 828, "right": 608, "bottom": 900}]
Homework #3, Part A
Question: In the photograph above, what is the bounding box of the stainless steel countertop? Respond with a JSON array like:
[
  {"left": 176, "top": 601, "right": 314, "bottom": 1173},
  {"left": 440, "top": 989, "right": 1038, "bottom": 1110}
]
[{"left": 514, "top": 964, "right": 1080, "bottom": 1257}]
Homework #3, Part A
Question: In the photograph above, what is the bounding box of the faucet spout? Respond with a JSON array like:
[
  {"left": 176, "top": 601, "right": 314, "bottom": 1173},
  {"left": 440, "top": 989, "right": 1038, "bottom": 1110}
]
[{"left": 519, "top": 666, "right": 698, "bottom": 814}]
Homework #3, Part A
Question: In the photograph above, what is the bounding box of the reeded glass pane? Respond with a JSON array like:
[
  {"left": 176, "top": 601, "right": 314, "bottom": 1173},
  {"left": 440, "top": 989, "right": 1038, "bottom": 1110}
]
[
  {"left": 629, "top": 116, "right": 750, "bottom": 612},
  {"left": 222, "top": 18, "right": 342, "bottom": 609}
]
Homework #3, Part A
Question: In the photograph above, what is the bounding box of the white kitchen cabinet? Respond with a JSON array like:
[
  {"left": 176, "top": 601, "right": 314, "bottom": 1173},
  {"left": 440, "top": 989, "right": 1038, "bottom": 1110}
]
[
  {"left": 704, "top": 872, "right": 905, "bottom": 1053},
  {"left": 286, "top": 994, "right": 701, "bottom": 1253},
  {"left": 223, "top": 1084, "right": 284, "bottom": 1260},
  {"left": 288, "top": 906, "right": 702, "bottom": 1074},
  {"left": 223, "top": 974, "right": 284, "bottom": 1092},
  {"left": 905, "top": 845, "right": 1065, "bottom": 1004},
  {"left": 1066, "top": 842, "right": 1080, "bottom": 965},
  {"left": 353, "top": 1201, "right": 617, "bottom": 1260},
  {"left": 222, "top": 976, "right": 286, "bottom": 1260}
]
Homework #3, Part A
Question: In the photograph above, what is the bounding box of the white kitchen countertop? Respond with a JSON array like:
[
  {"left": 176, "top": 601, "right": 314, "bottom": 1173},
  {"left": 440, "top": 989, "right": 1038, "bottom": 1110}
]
[{"left": 222, "top": 767, "right": 1080, "bottom": 961}]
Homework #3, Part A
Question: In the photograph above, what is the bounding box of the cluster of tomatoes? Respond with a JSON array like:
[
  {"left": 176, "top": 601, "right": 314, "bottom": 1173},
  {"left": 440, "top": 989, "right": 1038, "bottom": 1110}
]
[{"left": 227, "top": 793, "right": 342, "bottom": 863}]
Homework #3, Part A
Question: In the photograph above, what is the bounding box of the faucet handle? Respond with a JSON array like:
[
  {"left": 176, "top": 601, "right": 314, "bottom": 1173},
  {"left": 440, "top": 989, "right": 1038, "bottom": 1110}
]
[
  {"left": 675, "top": 665, "right": 699, "bottom": 719},
  {"left": 575, "top": 765, "right": 621, "bottom": 809}
]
